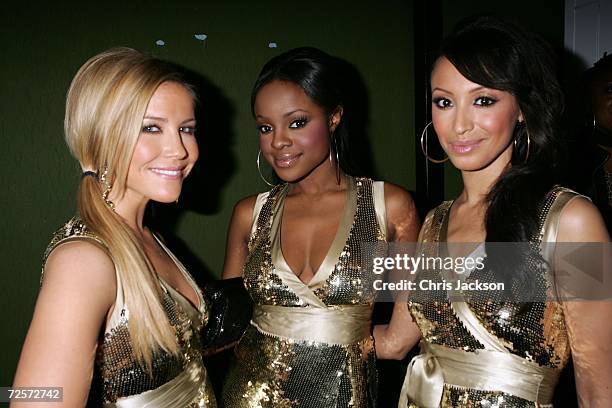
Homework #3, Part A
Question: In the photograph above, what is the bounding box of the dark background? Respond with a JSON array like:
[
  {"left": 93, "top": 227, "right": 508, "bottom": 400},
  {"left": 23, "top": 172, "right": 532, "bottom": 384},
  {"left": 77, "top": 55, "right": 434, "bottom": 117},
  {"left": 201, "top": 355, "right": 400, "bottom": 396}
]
[{"left": 1, "top": 0, "right": 570, "bottom": 404}]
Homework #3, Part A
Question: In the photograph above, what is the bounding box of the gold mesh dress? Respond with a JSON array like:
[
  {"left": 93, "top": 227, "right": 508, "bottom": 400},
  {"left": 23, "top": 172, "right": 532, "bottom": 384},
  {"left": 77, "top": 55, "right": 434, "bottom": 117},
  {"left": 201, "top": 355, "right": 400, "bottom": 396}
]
[
  {"left": 222, "top": 176, "right": 387, "bottom": 408},
  {"left": 43, "top": 218, "right": 217, "bottom": 407},
  {"left": 399, "top": 187, "right": 584, "bottom": 408}
]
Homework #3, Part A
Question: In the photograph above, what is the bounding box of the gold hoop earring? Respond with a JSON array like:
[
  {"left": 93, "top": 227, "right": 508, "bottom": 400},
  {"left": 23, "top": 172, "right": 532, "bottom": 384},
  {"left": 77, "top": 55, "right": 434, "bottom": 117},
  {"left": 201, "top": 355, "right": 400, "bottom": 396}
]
[
  {"left": 329, "top": 133, "right": 341, "bottom": 185},
  {"left": 257, "top": 149, "right": 275, "bottom": 187},
  {"left": 99, "top": 166, "right": 116, "bottom": 211},
  {"left": 513, "top": 122, "right": 531, "bottom": 164},
  {"left": 420, "top": 121, "right": 448, "bottom": 163}
]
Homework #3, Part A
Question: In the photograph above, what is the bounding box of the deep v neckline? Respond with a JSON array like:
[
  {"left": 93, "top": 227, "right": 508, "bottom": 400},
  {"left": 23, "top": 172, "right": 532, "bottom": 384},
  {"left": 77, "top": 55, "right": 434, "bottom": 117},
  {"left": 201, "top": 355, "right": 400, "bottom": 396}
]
[
  {"left": 437, "top": 201, "right": 486, "bottom": 283},
  {"left": 152, "top": 234, "right": 203, "bottom": 312},
  {"left": 438, "top": 200, "right": 485, "bottom": 261},
  {"left": 271, "top": 176, "right": 358, "bottom": 288}
]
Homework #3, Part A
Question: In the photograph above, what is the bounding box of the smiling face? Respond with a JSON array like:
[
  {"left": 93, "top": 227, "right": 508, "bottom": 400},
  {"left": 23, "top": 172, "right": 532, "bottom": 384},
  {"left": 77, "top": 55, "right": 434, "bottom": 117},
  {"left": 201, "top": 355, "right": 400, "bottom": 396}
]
[
  {"left": 254, "top": 80, "right": 341, "bottom": 183},
  {"left": 430, "top": 57, "right": 523, "bottom": 172},
  {"left": 121, "top": 81, "right": 198, "bottom": 207}
]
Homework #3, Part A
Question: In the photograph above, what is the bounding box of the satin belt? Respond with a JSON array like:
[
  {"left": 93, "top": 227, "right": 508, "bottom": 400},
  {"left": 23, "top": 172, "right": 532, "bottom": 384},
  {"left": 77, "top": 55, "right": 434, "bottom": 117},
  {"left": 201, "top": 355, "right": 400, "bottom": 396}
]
[
  {"left": 251, "top": 304, "right": 372, "bottom": 345},
  {"left": 400, "top": 341, "right": 560, "bottom": 408},
  {"left": 105, "top": 359, "right": 207, "bottom": 408}
]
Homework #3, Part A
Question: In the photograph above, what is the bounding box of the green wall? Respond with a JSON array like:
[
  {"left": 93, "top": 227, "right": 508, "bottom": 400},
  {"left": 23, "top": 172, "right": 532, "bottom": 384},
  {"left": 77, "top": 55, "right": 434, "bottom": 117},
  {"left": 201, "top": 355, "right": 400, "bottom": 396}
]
[
  {"left": 0, "top": 0, "right": 415, "bottom": 384},
  {"left": 0, "top": 0, "right": 566, "bottom": 393}
]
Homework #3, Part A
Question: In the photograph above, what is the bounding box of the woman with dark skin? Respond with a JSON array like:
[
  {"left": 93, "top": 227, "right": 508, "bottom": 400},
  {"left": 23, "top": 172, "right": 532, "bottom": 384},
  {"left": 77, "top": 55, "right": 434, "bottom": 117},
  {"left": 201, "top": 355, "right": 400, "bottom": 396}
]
[
  {"left": 581, "top": 53, "right": 612, "bottom": 228},
  {"left": 222, "top": 47, "right": 420, "bottom": 407},
  {"left": 375, "top": 17, "right": 612, "bottom": 407},
  {"left": 589, "top": 53, "right": 612, "bottom": 160}
]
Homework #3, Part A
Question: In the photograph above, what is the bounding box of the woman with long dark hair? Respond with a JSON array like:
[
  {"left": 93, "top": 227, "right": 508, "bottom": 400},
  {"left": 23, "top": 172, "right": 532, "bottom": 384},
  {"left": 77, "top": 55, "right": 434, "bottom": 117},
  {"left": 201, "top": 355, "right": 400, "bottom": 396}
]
[
  {"left": 221, "top": 47, "right": 420, "bottom": 407},
  {"left": 374, "top": 17, "right": 611, "bottom": 407}
]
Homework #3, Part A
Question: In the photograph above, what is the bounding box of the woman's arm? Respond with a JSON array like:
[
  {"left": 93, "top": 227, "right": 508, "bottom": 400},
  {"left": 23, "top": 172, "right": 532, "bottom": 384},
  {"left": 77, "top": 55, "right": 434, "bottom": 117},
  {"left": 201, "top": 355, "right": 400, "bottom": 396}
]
[
  {"left": 556, "top": 197, "right": 612, "bottom": 407},
  {"left": 12, "top": 240, "right": 116, "bottom": 407},
  {"left": 222, "top": 195, "right": 257, "bottom": 279},
  {"left": 374, "top": 300, "right": 422, "bottom": 360},
  {"left": 374, "top": 183, "right": 422, "bottom": 359}
]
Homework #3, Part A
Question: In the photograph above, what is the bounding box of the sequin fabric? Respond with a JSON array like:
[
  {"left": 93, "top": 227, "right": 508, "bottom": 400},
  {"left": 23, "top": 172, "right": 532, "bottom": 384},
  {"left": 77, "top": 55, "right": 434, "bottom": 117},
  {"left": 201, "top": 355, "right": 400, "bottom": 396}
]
[
  {"left": 223, "top": 177, "right": 384, "bottom": 407},
  {"left": 42, "top": 217, "right": 216, "bottom": 407},
  {"left": 405, "top": 187, "right": 574, "bottom": 408}
]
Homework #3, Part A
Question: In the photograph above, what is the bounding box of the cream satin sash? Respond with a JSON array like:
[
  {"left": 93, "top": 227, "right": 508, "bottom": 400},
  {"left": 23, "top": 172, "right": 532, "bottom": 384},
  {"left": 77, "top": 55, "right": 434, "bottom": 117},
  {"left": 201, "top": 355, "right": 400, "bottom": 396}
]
[
  {"left": 399, "top": 341, "right": 560, "bottom": 408},
  {"left": 251, "top": 304, "right": 372, "bottom": 345},
  {"left": 105, "top": 360, "right": 208, "bottom": 408}
]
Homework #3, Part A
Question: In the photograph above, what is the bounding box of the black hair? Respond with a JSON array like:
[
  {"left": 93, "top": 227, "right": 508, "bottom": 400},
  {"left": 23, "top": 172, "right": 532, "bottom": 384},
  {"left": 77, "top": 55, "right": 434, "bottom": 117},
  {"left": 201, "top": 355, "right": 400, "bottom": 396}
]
[
  {"left": 251, "top": 46, "right": 357, "bottom": 176},
  {"left": 579, "top": 52, "right": 612, "bottom": 124},
  {"left": 438, "top": 16, "right": 566, "bottom": 290},
  {"left": 585, "top": 52, "right": 612, "bottom": 84}
]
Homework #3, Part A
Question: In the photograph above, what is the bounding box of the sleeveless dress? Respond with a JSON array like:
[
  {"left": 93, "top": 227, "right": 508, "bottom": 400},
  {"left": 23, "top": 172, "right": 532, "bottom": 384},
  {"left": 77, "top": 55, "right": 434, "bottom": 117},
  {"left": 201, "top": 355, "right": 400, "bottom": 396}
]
[
  {"left": 399, "top": 186, "right": 584, "bottom": 408},
  {"left": 42, "top": 217, "right": 217, "bottom": 407},
  {"left": 222, "top": 176, "right": 387, "bottom": 408}
]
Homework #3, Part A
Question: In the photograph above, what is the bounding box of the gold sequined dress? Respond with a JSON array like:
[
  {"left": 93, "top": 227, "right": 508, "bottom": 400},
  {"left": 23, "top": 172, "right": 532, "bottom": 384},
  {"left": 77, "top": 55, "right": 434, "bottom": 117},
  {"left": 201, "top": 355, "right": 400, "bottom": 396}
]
[
  {"left": 222, "top": 176, "right": 387, "bottom": 408},
  {"left": 399, "top": 186, "right": 585, "bottom": 408},
  {"left": 42, "top": 218, "right": 217, "bottom": 407}
]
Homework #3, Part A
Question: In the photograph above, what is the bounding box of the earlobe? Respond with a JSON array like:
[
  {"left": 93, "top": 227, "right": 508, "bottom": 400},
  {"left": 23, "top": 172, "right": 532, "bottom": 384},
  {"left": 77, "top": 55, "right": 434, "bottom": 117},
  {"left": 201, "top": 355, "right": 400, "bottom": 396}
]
[{"left": 329, "top": 106, "right": 344, "bottom": 132}]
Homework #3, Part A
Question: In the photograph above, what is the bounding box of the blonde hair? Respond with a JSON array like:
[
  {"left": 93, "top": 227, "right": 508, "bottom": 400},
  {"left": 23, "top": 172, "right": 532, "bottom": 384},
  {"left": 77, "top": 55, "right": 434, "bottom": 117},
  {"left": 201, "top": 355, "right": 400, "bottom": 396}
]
[{"left": 64, "top": 47, "right": 195, "bottom": 370}]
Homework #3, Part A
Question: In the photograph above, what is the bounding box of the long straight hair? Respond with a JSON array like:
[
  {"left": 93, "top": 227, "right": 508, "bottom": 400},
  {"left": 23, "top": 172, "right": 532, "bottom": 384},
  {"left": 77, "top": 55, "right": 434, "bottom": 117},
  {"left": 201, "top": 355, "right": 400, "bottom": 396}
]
[
  {"left": 438, "top": 17, "right": 566, "bottom": 286},
  {"left": 64, "top": 47, "right": 195, "bottom": 370}
]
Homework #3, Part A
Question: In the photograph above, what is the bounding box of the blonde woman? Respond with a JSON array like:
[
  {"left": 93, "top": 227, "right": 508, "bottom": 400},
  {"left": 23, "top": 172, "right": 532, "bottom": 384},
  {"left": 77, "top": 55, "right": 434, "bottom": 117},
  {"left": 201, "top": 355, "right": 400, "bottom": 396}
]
[{"left": 12, "top": 48, "right": 216, "bottom": 407}]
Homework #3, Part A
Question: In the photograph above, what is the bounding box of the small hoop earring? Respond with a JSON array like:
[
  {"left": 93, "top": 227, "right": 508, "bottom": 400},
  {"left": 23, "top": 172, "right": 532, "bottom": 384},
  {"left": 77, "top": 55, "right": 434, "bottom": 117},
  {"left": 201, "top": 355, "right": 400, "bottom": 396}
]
[
  {"left": 257, "top": 149, "right": 275, "bottom": 187},
  {"left": 420, "top": 121, "right": 448, "bottom": 163}
]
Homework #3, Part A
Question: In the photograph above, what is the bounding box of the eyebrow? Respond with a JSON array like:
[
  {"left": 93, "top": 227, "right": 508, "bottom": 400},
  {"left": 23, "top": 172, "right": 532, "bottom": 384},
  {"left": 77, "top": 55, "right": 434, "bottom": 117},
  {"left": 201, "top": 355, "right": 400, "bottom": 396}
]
[
  {"left": 432, "top": 85, "right": 489, "bottom": 94},
  {"left": 144, "top": 116, "right": 167, "bottom": 122},
  {"left": 283, "top": 109, "right": 309, "bottom": 117},
  {"left": 255, "top": 109, "right": 309, "bottom": 120},
  {"left": 143, "top": 116, "right": 196, "bottom": 124}
]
